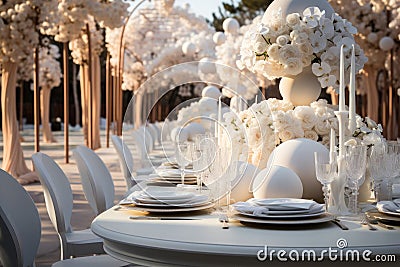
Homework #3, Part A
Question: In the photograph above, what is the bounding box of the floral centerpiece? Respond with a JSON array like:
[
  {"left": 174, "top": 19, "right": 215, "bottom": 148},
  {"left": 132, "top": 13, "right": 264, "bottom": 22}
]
[
  {"left": 240, "top": 6, "right": 368, "bottom": 91},
  {"left": 223, "top": 98, "right": 383, "bottom": 168}
]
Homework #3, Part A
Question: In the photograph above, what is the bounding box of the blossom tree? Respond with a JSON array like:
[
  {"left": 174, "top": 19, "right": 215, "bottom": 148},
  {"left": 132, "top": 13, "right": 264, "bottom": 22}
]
[{"left": 39, "top": 39, "right": 62, "bottom": 143}]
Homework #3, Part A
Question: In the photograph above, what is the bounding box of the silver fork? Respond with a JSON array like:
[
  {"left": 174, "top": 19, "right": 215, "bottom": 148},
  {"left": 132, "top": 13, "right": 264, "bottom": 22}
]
[
  {"left": 361, "top": 215, "right": 378, "bottom": 231},
  {"left": 219, "top": 214, "right": 229, "bottom": 229}
]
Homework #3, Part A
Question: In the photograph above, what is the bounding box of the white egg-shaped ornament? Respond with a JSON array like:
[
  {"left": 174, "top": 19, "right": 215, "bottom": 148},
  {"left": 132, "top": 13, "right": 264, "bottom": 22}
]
[
  {"left": 266, "top": 138, "right": 328, "bottom": 202},
  {"left": 379, "top": 36, "right": 395, "bottom": 51},
  {"left": 252, "top": 165, "right": 303, "bottom": 199},
  {"left": 222, "top": 18, "right": 240, "bottom": 34},
  {"left": 182, "top": 42, "right": 196, "bottom": 56},
  {"left": 198, "top": 97, "right": 217, "bottom": 110},
  {"left": 170, "top": 127, "right": 189, "bottom": 142},
  {"left": 201, "top": 85, "right": 221, "bottom": 100},
  {"left": 213, "top": 32, "right": 226, "bottom": 45},
  {"left": 184, "top": 122, "right": 205, "bottom": 140},
  {"left": 367, "top": 32, "right": 378, "bottom": 43},
  {"left": 198, "top": 57, "right": 216, "bottom": 74},
  {"left": 230, "top": 161, "right": 260, "bottom": 202}
]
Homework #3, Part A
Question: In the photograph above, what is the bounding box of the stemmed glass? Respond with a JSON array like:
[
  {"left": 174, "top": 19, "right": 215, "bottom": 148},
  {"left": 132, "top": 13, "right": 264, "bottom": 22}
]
[
  {"left": 175, "top": 141, "right": 193, "bottom": 186},
  {"left": 344, "top": 144, "right": 367, "bottom": 215},
  {"left": 314, "top": 152, "right": 337, "bottom": 212}
]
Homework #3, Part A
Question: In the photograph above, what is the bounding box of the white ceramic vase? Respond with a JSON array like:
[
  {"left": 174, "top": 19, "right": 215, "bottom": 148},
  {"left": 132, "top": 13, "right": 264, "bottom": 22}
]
[{"left": 279, "top": 68, "right": 321, "bottom": 106}]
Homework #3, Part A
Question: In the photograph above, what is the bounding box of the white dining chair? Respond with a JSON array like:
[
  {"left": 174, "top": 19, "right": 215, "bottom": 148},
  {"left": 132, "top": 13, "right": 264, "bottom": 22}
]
[
  {"left": 132, "top": 130, "right": 164, "bottom": 167},
  {"left": 31, "top": 152, "right": 104, "bottom": 260},
  {"left": 73, "top": 145, "right": 115, "bottom": 216},
  {"left": 147, "top": 123, "right": 161, "bottom": 147},
  {"left": 0, "top": 168, "right": 129, "bottom": 267}
]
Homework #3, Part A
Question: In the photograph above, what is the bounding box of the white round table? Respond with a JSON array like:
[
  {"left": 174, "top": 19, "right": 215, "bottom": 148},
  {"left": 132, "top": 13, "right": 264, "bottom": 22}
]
[{"left": 91, "top": 206, "right": 400, "bottom": 266}]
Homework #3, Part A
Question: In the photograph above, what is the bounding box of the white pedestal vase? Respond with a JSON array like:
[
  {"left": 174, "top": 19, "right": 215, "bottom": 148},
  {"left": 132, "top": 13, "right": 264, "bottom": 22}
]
[{"left": 279, "top": 68, "right": 322, "bottom": 106}]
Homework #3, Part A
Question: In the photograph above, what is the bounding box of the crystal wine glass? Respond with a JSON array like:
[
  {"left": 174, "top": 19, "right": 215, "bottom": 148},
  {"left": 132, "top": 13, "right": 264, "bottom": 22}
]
[
  {"left": 175, "top": 141, "right": 193, "bottom": 186},
  {"left": 344, "top": 144, "right": 367, "bottom": 215},
  {"left": 314, "top": 152, "right": 337, "bottom": 212}
]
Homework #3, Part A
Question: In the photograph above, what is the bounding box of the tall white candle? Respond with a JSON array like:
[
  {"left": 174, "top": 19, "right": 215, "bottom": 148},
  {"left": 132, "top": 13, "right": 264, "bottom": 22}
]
[
  {"left": 348, "top": 44, "right": 356, "bottom": 134},
  {"left": 255, "top": 95, "right": 258, "bottom": 104},
  {"left": 329, "top": 128, "right": 336, "bottom": 164},
  {"left": 339, "top": 45, "right": 345, "bottom": 112}
]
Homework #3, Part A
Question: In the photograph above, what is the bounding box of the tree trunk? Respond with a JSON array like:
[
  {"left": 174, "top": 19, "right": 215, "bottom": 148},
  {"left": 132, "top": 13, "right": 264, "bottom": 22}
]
[
  {"left": 41, "top": 86, "right": 56, "bottom": 143},
  {"left": 364, "top": 65, "right": 379, "bottom": 123},
  {"left": 80, "top": 56, "right": 101, "bottom": 149},
  {"left": 1, "top": 62, "right": 38, "bottom": 184}
]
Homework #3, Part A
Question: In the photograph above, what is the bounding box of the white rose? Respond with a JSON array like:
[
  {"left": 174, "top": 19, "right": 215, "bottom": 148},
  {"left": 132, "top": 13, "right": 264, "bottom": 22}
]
[
  {"left": 284, "top": 57, "right": 303, "bottom": 76},
  {"left": 314, "top": 119, "right": 331, "bottom": 135},
  {"left": 304, "top": 130, "right": 319, "bottom": 141},
  {"left": 278, "top": 128, "right": 296, "bottom": 142},
  {"left": 286, "top": 13, "right": 300, "bottom": 27},
  {"left": 254, "top": 41, "right": 267, "bottom": 54},
  {"left": 276, "top": 35, "right": 289, "bottom": 47},
  {"left": 267, "top": 44, "right": 280, "bottom": 61},
  {"left": 293, "top": 106, "right": 318, "bottom": 130},
  {"left": 279, "top": 44, "right": 300, "bottom": 62}
]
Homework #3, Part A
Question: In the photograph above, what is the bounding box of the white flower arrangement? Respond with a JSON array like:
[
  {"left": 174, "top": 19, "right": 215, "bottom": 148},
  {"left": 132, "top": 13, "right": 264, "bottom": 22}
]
[
  {"left": 223, "top": 98, "right": 383, "bottom": 168},
  {"left": 39, "top": 41, "right": 62, "bottom": 89},
  {"left": 240, "top": 6, "right": 368, "bottom": 91}
]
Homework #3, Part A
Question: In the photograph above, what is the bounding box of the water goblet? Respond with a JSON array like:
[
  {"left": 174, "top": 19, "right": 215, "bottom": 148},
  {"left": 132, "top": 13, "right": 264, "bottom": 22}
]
[
  {"left": 314, "top": 152, "right": 337, "bottom": 212},
  {"left": 175, "top": 141, "right": 193, "bottom": 186},
  {"left": 344, "top": 144, "right": 367, "bottom": 215}
]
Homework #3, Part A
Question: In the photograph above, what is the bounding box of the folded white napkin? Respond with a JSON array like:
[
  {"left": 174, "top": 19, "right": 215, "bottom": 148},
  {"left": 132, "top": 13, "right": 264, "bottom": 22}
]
[
  {"left": 233, "top": 202, "right": 271, "bottom": 216},
  {"left": 247, "top": 198, "right": 316, "bottom": 210},
  {"left": 377, "top": 199, "right": 400, "bottom": 213}
]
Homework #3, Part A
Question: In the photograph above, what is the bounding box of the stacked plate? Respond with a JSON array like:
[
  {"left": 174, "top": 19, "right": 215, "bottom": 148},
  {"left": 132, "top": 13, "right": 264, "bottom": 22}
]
[
  {"left": 120, "top": 189, "right": 214, "bottom": 213},
  {"left": 365, "top": 199, "right": 400, "bottom": 225},
  {"left": 232, "top": 198, "right": 333, "bottom": 225},
  {"left": 150, "top": 168, "right": 198, "bottom": 185}
]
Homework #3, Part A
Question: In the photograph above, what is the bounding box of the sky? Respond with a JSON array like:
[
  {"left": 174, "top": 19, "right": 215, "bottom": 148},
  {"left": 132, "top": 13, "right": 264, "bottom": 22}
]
[{"left": 174, "top": 0, "right": 229, "bottom": 20}]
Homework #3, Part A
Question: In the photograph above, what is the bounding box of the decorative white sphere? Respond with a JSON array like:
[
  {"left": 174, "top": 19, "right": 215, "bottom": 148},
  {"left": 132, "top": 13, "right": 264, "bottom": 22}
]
[
  {"left": 170, "top": 127, "right": 189, "bottom": 142},
  {"left": 230, "top": 161, "right": 260, "bottom": 202},
  {"left": 379, "top": 36, "right": 395, "bottom": 51},
  {"left": 252, "top": 165, "right": 303, "bottom": 199},
  {"left": 198, "top": 97, "right": 217, "bottom": 109},
  {"left": 266, "top": 138, "right": 329, "bottom": 202},
  {"left": 182, "top": 42, "right": 196, "bottom": 56},
  {"left": 262, "top": 0, "right": 334, "bottom": 24},
  {"left": 145, "top": 31, "right": 154, "bottom": 39},
  {"left": 198, "top": 57, "right": 216, "bottom": 74},
  {"left": 201, "top": 85, "right": 221, "bottom": 100},
  {"left": 213, "top": 32, "right": 226, "bottom": 45},
  {"left": 184, "top": 122, "right": 205, "bottom": 139},
  {"left": 367, "top": 32, "right": 378, "bottom": 43},
  {"left": 222, "top": 18, "right": 240, "bottom": 34},
  {"left": 236, "top": 84, "right": 247, "bottom": 96}
]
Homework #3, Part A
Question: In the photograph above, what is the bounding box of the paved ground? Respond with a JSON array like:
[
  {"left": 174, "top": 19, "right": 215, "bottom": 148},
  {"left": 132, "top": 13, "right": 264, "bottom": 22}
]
[{"left": 0, "top": 128, "right": 128, "bottom": 266}]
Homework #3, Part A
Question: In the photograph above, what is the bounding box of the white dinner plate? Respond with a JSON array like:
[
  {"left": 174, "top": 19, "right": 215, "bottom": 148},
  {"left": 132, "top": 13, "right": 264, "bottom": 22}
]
[
  {"left": 377, "top": 208, "right": 400, "bottom": 217},
  {"left": 232, "top": 213, "right": 334, "bottom": 225},
  {"left": 123, "top": 201, "right": 215, "bottom": 213},
  {"left": 237, "top": 209, "right": 325, "bottom": 219},
  {"left": 249, "top": 198, "right": 316, "bottom": 210},
  {"left": 138, "top": 191, "right": 195, "bottom": 200},
  {"left": 136, "top": 194, "right": 207, "bottom": 205},
  {"left": 133, "top": 195, "right": 210, "bottom": 207}
]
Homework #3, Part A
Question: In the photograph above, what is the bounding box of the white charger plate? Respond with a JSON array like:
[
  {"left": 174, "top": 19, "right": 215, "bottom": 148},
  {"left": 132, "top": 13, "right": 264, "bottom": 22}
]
[
  {"left": 232, "top": 213, "right": 334, "bottom": 225},
  {"left": 237, "top": 209, "right": 325, "bottom": 219},
  {"left": 249, "top": 198, "right": 317, "bottom": 210},
  {"left": 136, "top": 194, "right": 207, "bottom": 205},
  {"left": 133, "top": 195, "right": 210, "bottom": 207},
  {"left": 137, "top": 191, "right": 195, "bottom": 200},
  {"left": 123, "top": 202, "right": 215, "bottom": 213}
]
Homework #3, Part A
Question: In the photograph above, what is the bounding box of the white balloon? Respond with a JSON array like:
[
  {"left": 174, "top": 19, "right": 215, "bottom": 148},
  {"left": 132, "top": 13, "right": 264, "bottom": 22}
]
[
  {"left": 182, "top": 42, "right": 196, "bottom": 56},
  {"left": 201, "top": 85, "right": 221, "bottom": 100},
  {"left": 266, "top": 138, "right": 329, "bottom": 202},
  {"left": 252, "top": 165, "right": 303, "bottom": 199},
  {"left": 198, "top": 97, "right": 217, "bottom": 110},
  {"left": 367, "top": 32, "right": 378, "bottom": 43},
  {"left": 379, "top": 36, "right": 395, "bottom": 51},
  {"left": 198, "top": 57, "right": 216, "bottom": 74},
  {"left": 223, "top": 18, "right": 240, "bottom": 34},
  {"left": 170, "top": 127, "right": 189, "bottom": 142},
  {"left": 184, "top": 122, "right": 205, "bottom": 139},
  {"left": 213, "top": 32, "right": 226, "bottom": 45}
]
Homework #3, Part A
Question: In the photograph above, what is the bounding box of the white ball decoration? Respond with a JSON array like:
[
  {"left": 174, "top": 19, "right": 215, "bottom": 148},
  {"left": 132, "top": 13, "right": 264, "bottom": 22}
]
[
  {"left": 182, "top": 42, "right": 196, "bottom": 56},
  {"left": 379, "top": 36, "right": 395, "bottom": 51},
  {"left": 252, "top": 165, "right": 303, "bottom": 199},
  {"left": 236, "top": 84, "right": 247, "bottom": 96},
  {"left": 231, "top": 161, "right": 260, "bottom": 202},
  {"left": 198, "top": 97, "right": 217, "bottom": 109},
  {"left": 222, "top": 18, "right": 240, "bottom": 34},
  {"left": 213, "top": 32, "right": 226, "bottom": 45},
  {"left": 198, "top": 57, "right": 216, "bottom": 74},
  {"left": 367, "top": 32, "right": 378, "bottom": 43},
  {"left": 201, "top": 85, "right": 221, "bottom": 100},
  {"left": 170, "top": 127, "right": 189, "bottom": 142},
  {"left": 184, "top": 122, "right": 205, "bottom": 139},
  {"left": 266, "top": 138, "right": 329, "bottom": 202}
]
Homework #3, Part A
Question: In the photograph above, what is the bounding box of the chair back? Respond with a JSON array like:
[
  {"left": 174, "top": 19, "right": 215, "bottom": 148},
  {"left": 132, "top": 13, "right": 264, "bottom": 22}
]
[
  {"left": 32, "top": 152, "right": 73, "bottom": 235},
  {"left": 0, "top": 169, "right": 41, "bottom": 267},
  {"left": 73, "top": 146, "right": 114, "bottom": 215},
  {"left": 138, "top": 126, "right": 154, "bottom": 152},
  {"left": 147, "top": 124, "right": 160, "bottom": 146},
  {"left": 111, "top": 135, "right": 135, "bottom": 189}
]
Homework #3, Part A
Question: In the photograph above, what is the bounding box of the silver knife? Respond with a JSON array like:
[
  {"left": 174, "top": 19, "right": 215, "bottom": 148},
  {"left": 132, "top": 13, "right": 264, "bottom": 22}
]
[{"left": 331, "top": 218, "right": 349, "bottom": 230}]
